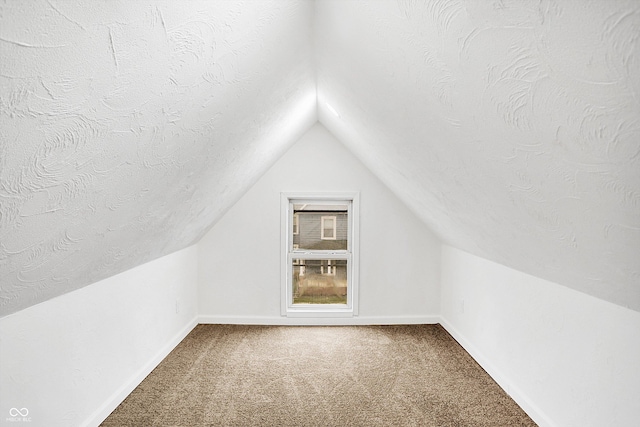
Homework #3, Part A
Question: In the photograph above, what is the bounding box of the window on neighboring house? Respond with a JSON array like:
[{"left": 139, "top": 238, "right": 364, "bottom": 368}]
[
  {"left": 321, "top": 216, "right": 336, "bottom": 240},
  {"left": 281, "top": 193, "right": 359, "bottom": 317}
]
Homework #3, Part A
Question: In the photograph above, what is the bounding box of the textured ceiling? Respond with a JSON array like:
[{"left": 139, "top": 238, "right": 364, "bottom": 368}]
[
  {"left": 316, "top": 0, "right": 640, "bottom": 311},
  {"left": 0, "top": 0, "right": 316, "bottom": 316},
  {"left": 1, "top": 1, "right": 639, "bottom": 317}
]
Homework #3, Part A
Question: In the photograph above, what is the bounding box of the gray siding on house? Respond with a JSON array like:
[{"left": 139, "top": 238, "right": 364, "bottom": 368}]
[{"left": 293, "top": 212, "right": 348, "bottom": 250}]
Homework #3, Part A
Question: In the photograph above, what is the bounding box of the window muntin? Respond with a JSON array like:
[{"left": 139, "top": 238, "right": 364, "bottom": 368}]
[{"left": 282, "top": 193, "right": 359, "bottom": 317}]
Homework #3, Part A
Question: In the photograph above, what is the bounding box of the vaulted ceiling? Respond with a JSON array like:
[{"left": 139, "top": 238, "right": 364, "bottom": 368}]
[{"left": 1, "top": 0, "right": 638, "bottom": 317}]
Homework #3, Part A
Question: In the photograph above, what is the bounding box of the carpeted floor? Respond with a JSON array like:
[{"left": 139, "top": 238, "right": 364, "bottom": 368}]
[{"left": 101, "top": 324, "right": 537, "bottom": 426}]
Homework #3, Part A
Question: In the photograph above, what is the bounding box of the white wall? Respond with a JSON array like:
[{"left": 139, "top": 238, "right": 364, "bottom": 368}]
[
  {"left": 0, "top": 245, "right": 198, "bottom": 427},
  {"left": 440, "top": 245, "right": 640, "bottom": 427},
  {"left": 198, "top": 124, "right": 441, "bottom": 324}
]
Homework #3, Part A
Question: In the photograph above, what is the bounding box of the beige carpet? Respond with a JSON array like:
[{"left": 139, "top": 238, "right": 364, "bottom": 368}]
[{"left": 101, "top": 324, "right": 537, "bottom": 426}]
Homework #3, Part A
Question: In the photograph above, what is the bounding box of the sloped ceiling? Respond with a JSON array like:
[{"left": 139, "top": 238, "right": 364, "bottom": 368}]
[
  {"left": 0, "top": 0, "right": 316, "bottom": 316},
  {"left": 1, "top": 1, "right": 638, "bottom": 317},
  {"left": 315, "top": 0, "right": 640, "bottom": 311}
]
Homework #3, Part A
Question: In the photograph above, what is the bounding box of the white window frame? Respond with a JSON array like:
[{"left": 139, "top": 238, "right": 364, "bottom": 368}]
[
  {"left": 320, "top": 216, "right": 337, "bottom": 240},
  {"left": 281, "top": 192, "right": 359, "bottom": 318}
]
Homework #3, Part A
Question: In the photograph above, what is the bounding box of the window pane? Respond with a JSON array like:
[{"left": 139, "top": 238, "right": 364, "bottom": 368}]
[
  {"left": 293, "top": 204, "right": 348, "bottom": 250},
  {"left": 292, "top": 259, "right": 347, "bottom": 304}
]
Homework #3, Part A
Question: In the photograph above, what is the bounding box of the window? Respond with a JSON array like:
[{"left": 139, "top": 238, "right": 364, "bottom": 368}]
[
  {"left": 281, "top": 193, "right": 359, "bottom": 317},
  {"left": 321, "top": 216, "right": 336, "bottom": 240}
]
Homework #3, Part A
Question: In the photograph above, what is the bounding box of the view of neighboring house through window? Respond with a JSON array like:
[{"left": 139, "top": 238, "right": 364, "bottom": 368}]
[
  {"left": 321, "top": 216, "right": 337, "bottom": 240},
  {"left": 281, "top": 193, "right": 359, "bottom": 317}
]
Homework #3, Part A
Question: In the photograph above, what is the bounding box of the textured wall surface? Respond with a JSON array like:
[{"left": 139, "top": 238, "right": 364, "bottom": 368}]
[
  {"left": 2, "top": 0, "right": 639, "bottom": 316},
  {"left": 316, "top": 0, "right": 640, "bottom": 311},
  {"left": 0, "top": 1, "right": 316, "bottom": 316}
]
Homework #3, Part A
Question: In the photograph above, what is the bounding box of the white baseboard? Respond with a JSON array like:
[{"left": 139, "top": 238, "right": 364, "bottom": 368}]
[
  {"left": 198, "top": 314, "right": 440, "bottom": 326},
  {"left": 82, "top": 316, "right": 199, "bottom": 427},
  {"left": 438, "top": 317, "right": 555, "bottom": 427}
]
